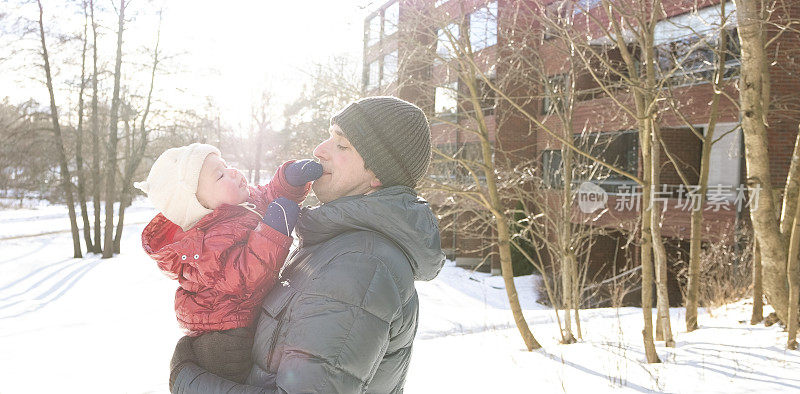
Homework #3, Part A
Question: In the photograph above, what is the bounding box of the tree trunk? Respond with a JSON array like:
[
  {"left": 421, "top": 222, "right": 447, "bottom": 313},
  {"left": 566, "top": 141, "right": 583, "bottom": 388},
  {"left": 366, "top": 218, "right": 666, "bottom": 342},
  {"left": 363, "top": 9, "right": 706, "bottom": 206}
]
[
  {"left": 253, "top": 128, "right": 263, "bottom": 185},
  {"left": 685, "top": 21, "right": 726, "bottom": 330},
  {"left": 780, "top": 131, "right": 800, "bottom": 238},
  {"left": 37, "top": 0, "right": 82, "bottom": 258},
  {"left": 114, "top": 192, "right": 128, "bottom": 253},
  {"left": 560, "top": 146, "right": 576, "bottom": 344},
  {"left": 685, "top": 147, "right": 710, "bottom": 331},
  {"left": 735, "top": 0, "right": 790, "bottom": 324},
  {"left": 639, "top": 111, "right": 661, "bottom": 363},
  {"left": 466, "top": 71, "right": 540, "bottom": 351},
  {"left": 751, "top": 240, "right": 764, "bottom": 324},
  {"left": 113, "top": 21, "right": 159, "bottom": 254},
  {"left": 786, "top": 189, "right": 800, "bottom": 349},
  {"left": 102, "top": 0, "right": 125, "bottom": 259},
  {"left": 76, "top": 1, "right": 93, "bottom": 253},
  {"left": 651, "top": 122, "right": 674, "bottom": 347},
  {"left": 114, "top": 120, "right": 132, "bottom": 253},
  {"left": 90, "top": 0, "right": 102, "bottom": 254},
  {"left": 497, "top": 213, "right": 541, "bottom": 350}
]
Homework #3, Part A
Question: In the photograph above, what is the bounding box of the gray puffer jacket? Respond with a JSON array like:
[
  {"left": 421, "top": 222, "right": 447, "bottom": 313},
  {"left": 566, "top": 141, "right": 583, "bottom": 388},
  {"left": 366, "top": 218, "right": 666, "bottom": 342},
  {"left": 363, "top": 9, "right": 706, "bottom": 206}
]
[{"left": 173, "top": 186, "right": 445, "bottom": 393}]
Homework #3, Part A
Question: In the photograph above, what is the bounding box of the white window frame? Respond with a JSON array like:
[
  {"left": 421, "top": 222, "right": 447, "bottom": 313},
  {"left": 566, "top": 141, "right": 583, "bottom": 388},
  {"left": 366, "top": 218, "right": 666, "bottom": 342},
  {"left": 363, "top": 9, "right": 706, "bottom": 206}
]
[
  {"left": 469, "top": 1, "right": 498, "bottom": 52},
  {"left": 367, "top": 61, "right": 380, "bottom": 90},
  {"left": 434, "top": 81, "right": 459, "bottom": 120},
  {"left": 384, "top": 2, "right": 399, "bottom": 37},
  {"left": 436, "top": 23, "right": 460, "bottom": 62},
  {"left": 367, "top": 16, "right": 381, "bottom": 46},
  {"left": 382, "top": 51, "right": 399, "bottom": 86}
]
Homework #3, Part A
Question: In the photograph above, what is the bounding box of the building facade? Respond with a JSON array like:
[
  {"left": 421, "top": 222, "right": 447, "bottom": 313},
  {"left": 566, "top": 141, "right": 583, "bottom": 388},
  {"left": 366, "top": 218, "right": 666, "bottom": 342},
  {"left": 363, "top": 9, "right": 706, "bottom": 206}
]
[{"left": 362, "top": 0, "right": 800, "bottom": 305}]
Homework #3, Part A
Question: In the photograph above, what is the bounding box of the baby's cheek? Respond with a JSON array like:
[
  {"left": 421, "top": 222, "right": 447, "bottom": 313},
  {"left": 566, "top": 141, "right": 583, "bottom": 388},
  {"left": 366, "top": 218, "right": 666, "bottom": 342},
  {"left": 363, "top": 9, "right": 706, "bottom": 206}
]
[{"left": 238, "top": 187, "right": 250, "bottom": 203}]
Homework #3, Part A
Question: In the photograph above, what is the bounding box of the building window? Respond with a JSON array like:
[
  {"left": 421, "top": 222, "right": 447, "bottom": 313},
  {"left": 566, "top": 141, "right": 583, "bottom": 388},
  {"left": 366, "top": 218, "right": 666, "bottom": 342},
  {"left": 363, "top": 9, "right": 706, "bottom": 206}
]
[
  {"left": 542, "top": 149, "right": 563, "bottom": 189},
  {"left": 457, "top": 142, "right": 490, "bottom": 182},
  {"left": 575, "top": 131, "right": 639, "bottom": 193},
  {"left": 654, "top": 28, "right": 740, "bottom": 86},
  {"left": 431, "top": 143, "right": 458, "bottom": 181},
  {"left": 436, "top": 23, "right": 460, "bottom": 62},
  {"left": 542, "top": 1, "right": 568, "bottom": 41},
  {"left": 434, "top": 81, "right": 459, "bottom": 121},
  {"left": 469, "top": 1, "right": 498, "bottom": 52},
  {"left": 652, "top": 2, "right": 740, "bottom": 86},
  {"left": 384, "top": 2, "right": 399, "bottom": 37},
  {"left": 542, "top": 73, "right": 569, "bottom": 115},
  {"left": 574, "top": 0, "right": 601, "bottom": 15},
  {"left": 367, "top": 60, "right": 380, "bottom": 90},
  {"left": 367, "top": 16, "right": 381, "bottom": 46},
  {"left": 383, "top": 51, "right": 398, "bottom": 85}
]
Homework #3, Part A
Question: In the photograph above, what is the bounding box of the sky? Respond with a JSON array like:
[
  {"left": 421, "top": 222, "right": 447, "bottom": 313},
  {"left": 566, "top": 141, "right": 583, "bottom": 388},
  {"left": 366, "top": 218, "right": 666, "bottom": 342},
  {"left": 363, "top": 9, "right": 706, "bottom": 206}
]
[
  {"left": 154, "top": 0, "right": 374, "bottom": 130},
  {"left": 1, "top": 0, "right": 378, "bottom": 132}
]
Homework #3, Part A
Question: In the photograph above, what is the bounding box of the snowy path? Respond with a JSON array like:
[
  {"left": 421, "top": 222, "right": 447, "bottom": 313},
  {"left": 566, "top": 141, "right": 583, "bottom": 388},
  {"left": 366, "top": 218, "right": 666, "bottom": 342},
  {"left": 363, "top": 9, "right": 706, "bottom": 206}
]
[{"left": 1, "top": 203, "right": 799, "bottom": 393}]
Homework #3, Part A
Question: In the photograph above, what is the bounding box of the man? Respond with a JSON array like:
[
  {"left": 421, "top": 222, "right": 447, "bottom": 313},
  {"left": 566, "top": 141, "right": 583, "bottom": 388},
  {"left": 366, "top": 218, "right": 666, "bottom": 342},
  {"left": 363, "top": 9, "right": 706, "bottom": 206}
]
[{"left": 170, "top": 96, "right": 445, "bottom": 393}]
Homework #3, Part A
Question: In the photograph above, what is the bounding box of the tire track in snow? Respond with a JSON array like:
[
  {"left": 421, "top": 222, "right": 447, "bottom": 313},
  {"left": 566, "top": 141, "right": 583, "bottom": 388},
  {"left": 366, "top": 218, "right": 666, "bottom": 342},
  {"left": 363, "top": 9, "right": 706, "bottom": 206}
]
[
  {"left": 0, "top": 257, "right": 76, "bottom": 293},
  {"left": 0, "top": 237, "right": 51, "bottom": 265},
  {"left": 0, "top": 258, "right": 101, "bottom": 320}
]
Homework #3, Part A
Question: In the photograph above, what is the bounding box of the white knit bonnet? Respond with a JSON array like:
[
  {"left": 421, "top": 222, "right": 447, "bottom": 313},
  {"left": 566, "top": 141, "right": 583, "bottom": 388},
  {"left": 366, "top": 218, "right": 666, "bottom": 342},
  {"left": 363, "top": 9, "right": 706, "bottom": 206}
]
[{"left": 134, "top": 143, "right": 220, "bottom": 231}]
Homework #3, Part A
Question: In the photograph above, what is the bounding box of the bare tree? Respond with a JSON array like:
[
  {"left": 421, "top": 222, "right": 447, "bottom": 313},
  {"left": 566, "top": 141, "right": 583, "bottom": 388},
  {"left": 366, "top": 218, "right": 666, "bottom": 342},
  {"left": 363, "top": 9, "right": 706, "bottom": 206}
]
[
  {"left": 281, "top": 55, "right": 363, "bottom": 166},
  {"left": 36, "top": 0, "right": 82, "bottom": 258},
  {"left": 671, "top": 2, "right": 740, "bottom": 331},
  {"left": 251, "top": 90, "right": 271, "bottom": 185},
  {"left": 102, "top": 0, "right": 125, "bottom": 259},
  {"left": 785, "top": 184, "right": 800, "bottom": 348},
  {"left": 733, "top": 0, "right": 800, "bottom": 336},
  {"left": 477, "top": 0, "right": 665, "bottom": 360},
  {"left": 113, "top": 12, "right": 161, "bottom": 253},
  {"left": 90, "top": 0, "right": 102, "bottom": 253},
  {"left": 75, "top": 0, "right": 94, "bottom": 253},
  {"left": 403, "top": 2, "right": 547, "bottom": 350},
  {"left": 505, "top": 0, "right": 745, "bottom": 358}
]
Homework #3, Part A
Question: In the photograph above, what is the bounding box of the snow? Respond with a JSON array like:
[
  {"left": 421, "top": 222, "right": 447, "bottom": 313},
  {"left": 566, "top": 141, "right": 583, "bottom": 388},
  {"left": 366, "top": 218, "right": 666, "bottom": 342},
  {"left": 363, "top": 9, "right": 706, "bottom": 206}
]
[
  {"left": 1, "top": 201, "right": 799, "bottom": 393},
  {"left": 0, "top": 198, "right": 156, "bottom": 239}
]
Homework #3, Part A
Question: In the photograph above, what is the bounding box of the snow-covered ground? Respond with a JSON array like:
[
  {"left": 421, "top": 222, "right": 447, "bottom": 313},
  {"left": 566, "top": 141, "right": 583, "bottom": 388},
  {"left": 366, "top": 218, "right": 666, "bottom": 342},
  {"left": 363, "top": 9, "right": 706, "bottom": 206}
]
[{"left": 1, "top": 201, "right": 799, "bottom": 393}]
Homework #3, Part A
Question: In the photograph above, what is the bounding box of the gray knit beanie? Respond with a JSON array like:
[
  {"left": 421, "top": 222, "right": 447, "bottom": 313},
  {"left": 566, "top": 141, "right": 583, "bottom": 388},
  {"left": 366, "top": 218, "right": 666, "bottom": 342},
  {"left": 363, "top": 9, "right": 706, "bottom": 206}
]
[{"left": 331, "top": 96, "right": 432, "bottom": 189}]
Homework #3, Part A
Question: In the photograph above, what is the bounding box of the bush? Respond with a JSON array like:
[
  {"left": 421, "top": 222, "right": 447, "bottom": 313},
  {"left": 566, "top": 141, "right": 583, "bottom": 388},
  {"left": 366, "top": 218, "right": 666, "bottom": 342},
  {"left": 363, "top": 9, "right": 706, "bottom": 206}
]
[{"left": 678, "top": 225, "right": 753, "bottom": 309}]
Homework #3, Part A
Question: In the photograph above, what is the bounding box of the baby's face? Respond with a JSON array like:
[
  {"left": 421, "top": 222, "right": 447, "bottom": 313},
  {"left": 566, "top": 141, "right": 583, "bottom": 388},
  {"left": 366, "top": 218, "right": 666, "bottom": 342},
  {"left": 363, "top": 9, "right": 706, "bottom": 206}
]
[{"left": 196, "top": 153, "right": 250, "bottom": 209}]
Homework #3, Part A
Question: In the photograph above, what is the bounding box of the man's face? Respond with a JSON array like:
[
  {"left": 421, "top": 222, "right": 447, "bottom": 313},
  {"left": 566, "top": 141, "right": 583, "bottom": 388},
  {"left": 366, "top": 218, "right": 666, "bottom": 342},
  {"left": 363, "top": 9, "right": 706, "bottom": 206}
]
[
  {"left": 312, "top": 124, "right": 381, "bottom": 203},
  {"left": 195, "top": 153, "right": 250, "bottom": 209}
]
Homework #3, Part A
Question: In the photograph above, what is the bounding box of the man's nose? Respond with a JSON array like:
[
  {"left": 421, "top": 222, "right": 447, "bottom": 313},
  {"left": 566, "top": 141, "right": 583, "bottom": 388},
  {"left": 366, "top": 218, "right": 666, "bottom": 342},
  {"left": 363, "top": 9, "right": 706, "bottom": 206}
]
[{"left": 313, "top": 140, "right": 328, "bottom": 160}]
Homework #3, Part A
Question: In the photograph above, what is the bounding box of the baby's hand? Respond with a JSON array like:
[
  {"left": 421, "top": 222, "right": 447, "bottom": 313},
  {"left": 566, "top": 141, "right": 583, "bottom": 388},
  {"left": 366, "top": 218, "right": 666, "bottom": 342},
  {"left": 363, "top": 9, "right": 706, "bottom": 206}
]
[
  {"left": 285, "top": 159, "right": 323, "bottom": 187},
  {"left": 263, "top": 197, "right": 301, "bottom": 236}
]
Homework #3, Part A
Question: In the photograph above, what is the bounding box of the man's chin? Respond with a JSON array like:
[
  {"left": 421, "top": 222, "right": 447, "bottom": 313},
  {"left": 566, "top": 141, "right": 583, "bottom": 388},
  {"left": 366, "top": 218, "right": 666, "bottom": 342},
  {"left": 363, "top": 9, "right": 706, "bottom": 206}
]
[{"left": 311, "top": 181, "right": 332, "bottom": 203}]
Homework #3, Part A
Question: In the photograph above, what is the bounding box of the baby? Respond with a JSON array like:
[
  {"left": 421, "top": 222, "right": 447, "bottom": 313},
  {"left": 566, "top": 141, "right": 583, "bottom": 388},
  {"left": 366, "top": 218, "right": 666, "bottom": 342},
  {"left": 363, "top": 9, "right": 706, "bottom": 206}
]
[{"left": 134, "top": 143, "right": 321, "bottom": 383}]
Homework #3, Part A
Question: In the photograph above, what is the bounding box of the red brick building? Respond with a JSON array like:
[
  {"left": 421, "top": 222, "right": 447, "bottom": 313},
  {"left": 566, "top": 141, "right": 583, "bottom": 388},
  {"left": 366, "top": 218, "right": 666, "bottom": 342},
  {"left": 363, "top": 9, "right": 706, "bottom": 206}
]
[{"left": 362, "top": 0, "right": 800, "bottom": 305}]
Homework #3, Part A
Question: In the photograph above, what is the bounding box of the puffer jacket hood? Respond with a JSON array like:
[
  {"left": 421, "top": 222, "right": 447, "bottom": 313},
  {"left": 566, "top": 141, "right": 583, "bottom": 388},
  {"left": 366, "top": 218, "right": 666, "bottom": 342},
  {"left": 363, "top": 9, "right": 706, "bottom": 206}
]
[{"left": 296, "top": 185, "right": 445, "bottom": 281}]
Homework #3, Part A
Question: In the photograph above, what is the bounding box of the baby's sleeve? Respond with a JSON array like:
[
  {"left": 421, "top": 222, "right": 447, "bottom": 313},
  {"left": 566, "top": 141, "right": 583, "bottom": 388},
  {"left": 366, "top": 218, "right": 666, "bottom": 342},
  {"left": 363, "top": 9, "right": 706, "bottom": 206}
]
[{"left": 209, "top": 222, "right": 293, "bottom": 296}]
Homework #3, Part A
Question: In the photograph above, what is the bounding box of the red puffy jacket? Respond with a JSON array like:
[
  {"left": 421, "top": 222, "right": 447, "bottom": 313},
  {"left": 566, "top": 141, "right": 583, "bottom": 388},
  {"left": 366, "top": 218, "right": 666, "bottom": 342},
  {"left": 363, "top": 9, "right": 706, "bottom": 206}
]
[{"left": 141, "top": 162, "right": 309, "bottom": 336}]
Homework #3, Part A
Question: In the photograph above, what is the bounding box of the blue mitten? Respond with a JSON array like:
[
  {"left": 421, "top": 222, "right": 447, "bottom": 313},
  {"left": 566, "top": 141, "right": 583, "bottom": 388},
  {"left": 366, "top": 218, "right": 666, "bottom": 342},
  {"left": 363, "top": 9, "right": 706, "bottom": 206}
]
[
  {"left": 285, "top": 159, "right": 323, "bottom": 187},
  {"left": 263, "top": 197, "right": 301, "bottom": 236}
]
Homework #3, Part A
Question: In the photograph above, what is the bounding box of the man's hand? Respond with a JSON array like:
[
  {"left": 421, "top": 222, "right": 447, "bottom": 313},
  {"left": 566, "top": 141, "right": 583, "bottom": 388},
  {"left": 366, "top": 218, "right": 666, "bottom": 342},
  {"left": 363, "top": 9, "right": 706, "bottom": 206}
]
[
  {"left": 170, "top": 336, "right": 197, "bottom": 391},
  {"left": 285, "top": 159, "right": 323, "bottom": 187}
]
